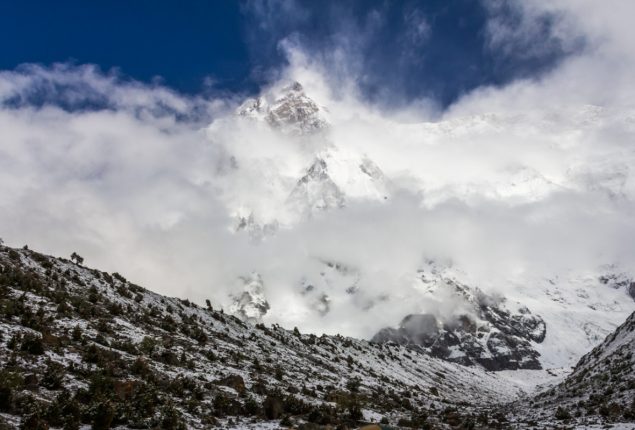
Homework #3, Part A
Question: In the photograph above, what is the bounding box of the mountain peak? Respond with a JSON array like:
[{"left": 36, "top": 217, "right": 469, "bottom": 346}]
[{"left": 236, "top": 81, "right": 328, "bottom": 135}]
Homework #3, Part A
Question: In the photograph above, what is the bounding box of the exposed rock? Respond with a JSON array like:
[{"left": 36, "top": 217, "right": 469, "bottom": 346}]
[
  {"left": 217, "top": 375, "right": 246, "bottom": 394},
  {"left": 265, "top": 82, "right": 327, "bottom": 134},
  {"left": 399, "top": 314, "right": 439, "bottom": 347},
  {"left": 229, "top": 272, "right": 270, "bottom": 323},
  {"left": 372, "top": 270, "right": 546, "bottom": 371},
  {"left": 234, "top": 212, "right": 278, "bottom": 242},
  {"left": 287, "top": 158, "right": 345, "bottom": 217},
  {"left": 599, "top": 270, "right": 635, "bottom": 302},
  {"left": 237, "top": 81, "right": 327, "bottom": 135}
]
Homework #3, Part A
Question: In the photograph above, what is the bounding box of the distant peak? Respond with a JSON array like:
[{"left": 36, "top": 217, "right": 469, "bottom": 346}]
[{"left": 236, "top": 81, "right": 328, "bottom": 135}]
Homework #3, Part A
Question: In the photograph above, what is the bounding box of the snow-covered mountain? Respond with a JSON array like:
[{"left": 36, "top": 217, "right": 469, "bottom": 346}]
[
  {"left": 371, "top": 273, "right": 547, "bottom": 371},
  {"left": 210, "top": 81, "right": 390, "bottom": 234},
  {"left": 206, "top": 82, "right": 635, "bottom": 381}
]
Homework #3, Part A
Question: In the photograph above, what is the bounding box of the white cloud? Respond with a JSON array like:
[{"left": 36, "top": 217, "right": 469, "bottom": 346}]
[{"left": 1, "top": 2, "right": 635, "bottom": 343}]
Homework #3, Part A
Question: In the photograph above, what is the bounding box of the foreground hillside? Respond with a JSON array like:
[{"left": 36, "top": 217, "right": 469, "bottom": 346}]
[
  {"left": 510, "top": 310, "right": 635, "bottom": 428},
  {"left": 2, "top": 243, "right": 634, "bottom": 429},
  {"left": 0, "top": 244, "right": 531, "bottom": 429}
]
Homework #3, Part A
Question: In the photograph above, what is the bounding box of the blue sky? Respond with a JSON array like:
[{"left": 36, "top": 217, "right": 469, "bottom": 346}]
[{"left": 0, "top": 0, "right": 575, "bottom": 108}]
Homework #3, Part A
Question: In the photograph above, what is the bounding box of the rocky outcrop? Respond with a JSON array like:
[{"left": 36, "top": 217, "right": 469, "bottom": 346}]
[
  {"left": 237, "top": 81, "right": 327, "bottom": 135},
  {"left": 234, "top": 212, "right": 279, "bottom": 242},
  {"left": 265, "top": 82, "right": 327, "bottom": 134},
  {"left": 372, "top": 272, "right": 546, "bottom": 371},
  {"left": 287, "top": 157, "right": 345, "bottom": 217},
  {"left": 599, "top": 271, "right": 635, "bottom": 302},
  {"left": 229, "top": 272, "right": 270, "bottom": 323}
]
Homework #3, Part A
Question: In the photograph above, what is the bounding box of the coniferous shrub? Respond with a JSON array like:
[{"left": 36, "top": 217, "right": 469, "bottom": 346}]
[
  {"left": 90, "top": 400, "right": 114, "bottom": 430},
  {"left": 21, "top": 333, "right": 45, "bottom": 355},
  {"left": 41, "top": 360, "right": 65, "bottom": 390},
  {"left": 555, "top": 406, "right": 571, "bottom": 420}
]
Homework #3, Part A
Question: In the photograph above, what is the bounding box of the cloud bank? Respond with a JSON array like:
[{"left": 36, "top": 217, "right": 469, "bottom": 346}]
[{"left": 1, "top": 1, "right": 635, "bottom": 339}]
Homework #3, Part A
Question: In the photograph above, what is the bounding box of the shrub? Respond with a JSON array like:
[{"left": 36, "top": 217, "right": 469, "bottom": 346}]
[
  {"left": 21, "top": 333, "right": 45, "bottom": 355},
  {"left": 212, "top": 392, "right": 243, "bottom": 417},
  {"left": 130, "top": 358, "right": 151, "bottom": 377},
  {"left": 112, "top": 273, "right": 126, "bottom": 283},
  {"left": 19, "top": 413, "right": 49, "bottom": 430},
  {"left": 139, "top": 337, "right": 156, "bottom": 355},
  {"left": 41, "top": 360, "right": 65, "bottom": 390},
  {"left": 71, "top": 326, "right": 83, "bottom": 341},
  {"left": 8, "top": 249, "right": 20, "bottom": 261},
  {"left": 346, "top": 378, "right": 361, "bottom": 393},
  {"left": 0, "top": 387, "right": 13, "bottom": 413},
  {"left": 91, "top": 400, "right": 114, "bottom": 430},
  {"left": 160, "top": 403, "right": 187, "bottom": 430},
  {"left": 263, "top": 395, "right": 284, "bottom": 420},
  {"left": 555, "top": 406, "right": 571, "bottom": 420},
  {"left": 243, "top": 396, "right": 260, "bottom": 416}
]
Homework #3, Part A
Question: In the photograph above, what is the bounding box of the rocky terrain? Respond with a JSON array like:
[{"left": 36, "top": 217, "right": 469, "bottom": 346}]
[
  {"left": 506, "top": 310, "right": 635, "bottom": 428},
  {"left": 372, "top": 273, "right": 546, "bottom": 371},
  {"left": 1, "top": 244, "right": 635, "bottom": 429},
  {"left": 0, "top": 244, "right": 534, "bottom": 430}
]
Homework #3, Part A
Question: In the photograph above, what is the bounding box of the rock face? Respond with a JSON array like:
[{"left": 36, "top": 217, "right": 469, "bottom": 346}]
[
  {"left": 287, "top": 158, "right": 346, "bottom": 217},
  {"left": 237, "top": 81, "right": 327, "bottom": 135},
  {"left": 234, "top": 213, "right": 278, "bottom": 242},
  {"left": 265, "top": 82, "right": 327, "bottom": 134},
  {"left": 229, "top": 272, "right": 270, "bottom": 323},
  {"left": 372, "top": 271, "right": 546, "bottom": 371},
  {"left": 599, "top": 271, "right": 635, "bottom": 301}
]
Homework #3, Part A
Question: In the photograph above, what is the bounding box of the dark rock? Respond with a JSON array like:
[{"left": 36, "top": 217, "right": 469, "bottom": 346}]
[
  {"left": 371, "top": 282, "right": 545, "bottom": 371},
  {"left": 400, "top": 314, "right": 439, "bottom": 347},
  {"left": 217, "top": 375, "right": 246, "bottom": 394}
]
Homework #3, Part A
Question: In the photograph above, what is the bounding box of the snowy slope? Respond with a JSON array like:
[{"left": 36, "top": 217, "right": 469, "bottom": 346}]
[
  {"left": 504, "top": 311, "right": 635, "bottom": 428},
  {"left": 0, "top": 244, "right": 551, "bottom": 429},
  {"left": 369, "top": 260, "right": 635, "bottom": 373}
]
